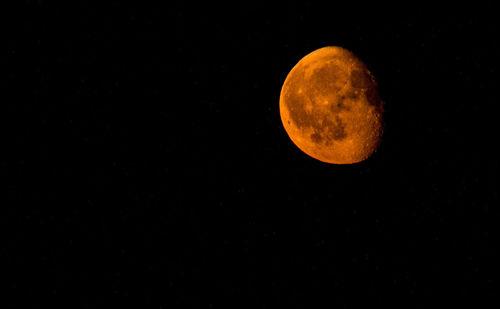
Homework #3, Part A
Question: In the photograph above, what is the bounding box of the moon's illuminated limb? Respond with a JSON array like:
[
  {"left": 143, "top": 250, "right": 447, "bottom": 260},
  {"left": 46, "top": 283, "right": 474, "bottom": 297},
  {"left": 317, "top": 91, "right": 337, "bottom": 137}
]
[{"left": 279, "top": 46, "right": 384, "bottom": 164}]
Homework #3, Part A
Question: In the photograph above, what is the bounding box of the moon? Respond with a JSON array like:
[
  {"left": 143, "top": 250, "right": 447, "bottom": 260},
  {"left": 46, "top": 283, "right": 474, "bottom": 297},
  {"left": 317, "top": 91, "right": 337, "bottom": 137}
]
[{"left": 279, "top": 46, "right": 384, "bottom": 164}]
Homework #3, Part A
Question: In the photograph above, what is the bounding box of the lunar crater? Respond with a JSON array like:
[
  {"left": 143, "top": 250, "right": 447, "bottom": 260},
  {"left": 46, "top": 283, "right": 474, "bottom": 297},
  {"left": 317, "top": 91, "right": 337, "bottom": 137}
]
[
  {"left": 308, "top": 116, "right": 347, "bottom": 145},
  {"left": 350, "top": 68, "right": 372, "bottom": 89},
  {"left": 329, "top": 95, "right": 350, "bottom": 113}
]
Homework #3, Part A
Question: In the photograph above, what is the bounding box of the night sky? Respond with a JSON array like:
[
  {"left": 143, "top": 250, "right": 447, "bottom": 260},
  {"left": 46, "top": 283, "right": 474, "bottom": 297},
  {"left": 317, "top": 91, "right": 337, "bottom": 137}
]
[{"left": 3, "top": 2, "right": 499, "bottom": 307}]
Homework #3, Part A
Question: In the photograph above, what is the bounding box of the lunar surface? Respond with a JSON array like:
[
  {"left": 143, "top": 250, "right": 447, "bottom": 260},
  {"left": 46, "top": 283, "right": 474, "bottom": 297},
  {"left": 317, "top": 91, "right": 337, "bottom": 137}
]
[{"left": 279, "top": 46, "right": 384, "bottom": 164}]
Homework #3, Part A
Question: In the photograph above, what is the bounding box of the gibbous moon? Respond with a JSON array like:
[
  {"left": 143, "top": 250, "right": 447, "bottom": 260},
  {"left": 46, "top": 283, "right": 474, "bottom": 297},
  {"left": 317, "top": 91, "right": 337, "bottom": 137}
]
[{"left": 279, "top": 46, "right": 384, "bottom": 164}]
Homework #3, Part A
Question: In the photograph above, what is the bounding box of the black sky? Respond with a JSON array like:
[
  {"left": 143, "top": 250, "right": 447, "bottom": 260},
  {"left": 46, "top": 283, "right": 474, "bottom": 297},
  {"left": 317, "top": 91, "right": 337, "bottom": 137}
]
[{"left": 3, "top": 1, "right": 499, "bottom": 307}]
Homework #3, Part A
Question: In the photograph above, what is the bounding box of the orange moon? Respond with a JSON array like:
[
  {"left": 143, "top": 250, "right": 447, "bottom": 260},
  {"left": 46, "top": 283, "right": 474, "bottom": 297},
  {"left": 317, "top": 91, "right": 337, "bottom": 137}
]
[{"left": 279, "top": 46, "right": 384, "bottom": 164}]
